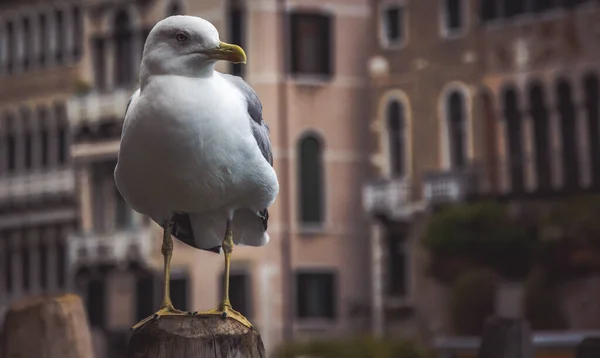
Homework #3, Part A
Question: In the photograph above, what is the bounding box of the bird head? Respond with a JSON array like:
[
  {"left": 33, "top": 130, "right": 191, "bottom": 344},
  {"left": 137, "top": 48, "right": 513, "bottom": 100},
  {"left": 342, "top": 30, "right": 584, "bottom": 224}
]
[{"left": 141, "top": 15, "right": 247, "bottom": 79}]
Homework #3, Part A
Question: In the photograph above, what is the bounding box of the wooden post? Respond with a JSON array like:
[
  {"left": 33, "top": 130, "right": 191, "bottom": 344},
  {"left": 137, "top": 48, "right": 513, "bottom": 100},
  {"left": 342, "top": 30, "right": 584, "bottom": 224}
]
[
  {"left": 127, "top": 315, "right": 266, "bottom": 358},
  {"left": 1, "top": 294, "right": 94, "bottom": 358},
  {"left": 476, "top": 317, "right": 533, "bottom": 358},
  {"left": 577, "top": 337, "right": 600, "bottom": 358}
]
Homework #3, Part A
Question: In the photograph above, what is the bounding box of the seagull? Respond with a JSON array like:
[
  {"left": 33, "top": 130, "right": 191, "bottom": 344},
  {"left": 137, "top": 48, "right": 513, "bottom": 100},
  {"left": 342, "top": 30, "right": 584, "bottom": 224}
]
[{"left": 114, "top": 15, "right": 279, "bottom": 331}]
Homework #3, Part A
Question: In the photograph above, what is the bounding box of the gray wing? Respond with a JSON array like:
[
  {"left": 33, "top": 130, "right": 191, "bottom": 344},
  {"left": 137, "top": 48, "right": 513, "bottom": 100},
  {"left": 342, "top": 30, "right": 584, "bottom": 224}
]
[
  {"left": 221, "top": 73, "right": 272, "bottom": 230},
  {"left": 221, "top": 73, "right": 273, "bottom": 166}
]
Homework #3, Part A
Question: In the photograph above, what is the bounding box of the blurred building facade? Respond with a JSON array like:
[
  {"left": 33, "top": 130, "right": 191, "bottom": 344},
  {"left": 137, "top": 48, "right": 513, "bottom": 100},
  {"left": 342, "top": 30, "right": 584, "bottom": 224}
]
[
  {"left": 0, "top": 0, "right": 374, "bottom": 355},
  {"left": 0, "top": 0, "right": 79, "bottom": 327},
  {"left": 365, "top": 0, "right": 600, "bottom": 341}
]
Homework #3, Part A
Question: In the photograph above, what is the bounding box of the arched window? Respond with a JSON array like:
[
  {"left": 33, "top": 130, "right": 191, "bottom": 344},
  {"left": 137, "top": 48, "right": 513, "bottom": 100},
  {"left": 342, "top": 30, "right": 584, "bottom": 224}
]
[
  {"left": 55, "top": 9, "right": 65, "bottom": 63},
  {"left": 556, "top": 79, "right": 579, "bottom": 189},
  {"left": 447, "top": 90, "right": 467, "bottom": 169},
  {"left": 4, "top": 114, "right": 17, "bottom": 173},
  {"left": 298, "top": 134, "right": 324, "bottom": 225},
  {"left": 21, "top": 108, "right": 33, "bottom": 170},
  {"left": 480, "top": 91, "right": 498, "bottom": 190},
  {"left": 22, "top": 17, "right": 31, "bottom": 70},
  {"left": 228, "top": 0, "right": 245, "bottom": 77},
  {"left": 528, "top": 82, "right": 551, "bottom": 191},
  {"left": 114, "top": 10, "right": 134, "bottom": 86},
  {"left": 38, "top": 13, "right": 48, "bottom": 66},
  {"left": 54, "top": 103, "right": 69, "bottom": 166},
  {"left": 584, "top": 73, "right": 600, "bottom": 186},
  {"left": 503, "top": 87, "right": 524, "bottom": 192},
  {"left": 6, "top": 21, "right": 15, "bottom": 73},
  {"left": 72, "top": 6, "right": 83, "bottom": 59},
  {"left": 480, "top": 0, "right": 498, "bottom": 22},
  {"left": 386, "top": 100, "right": 405, "bottom": 177},
  {"left": 37, "top": 106, "right": 50, "bottom": 168}
]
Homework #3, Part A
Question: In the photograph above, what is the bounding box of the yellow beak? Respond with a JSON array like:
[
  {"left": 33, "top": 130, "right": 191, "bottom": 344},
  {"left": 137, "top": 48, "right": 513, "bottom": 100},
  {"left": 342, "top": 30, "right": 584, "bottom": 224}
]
[{"left": 205, "top": 41, "right": 247, "bottom": 64}]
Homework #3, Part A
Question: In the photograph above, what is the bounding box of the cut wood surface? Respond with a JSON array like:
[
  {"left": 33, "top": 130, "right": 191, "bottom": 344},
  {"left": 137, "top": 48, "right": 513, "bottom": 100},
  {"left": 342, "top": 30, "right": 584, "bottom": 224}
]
[
  {"left": 1, "top": 293, "right": 94, "bottom": 358},
  {"left": 127, "top": 315, "right": 266, "bottom": 358}
]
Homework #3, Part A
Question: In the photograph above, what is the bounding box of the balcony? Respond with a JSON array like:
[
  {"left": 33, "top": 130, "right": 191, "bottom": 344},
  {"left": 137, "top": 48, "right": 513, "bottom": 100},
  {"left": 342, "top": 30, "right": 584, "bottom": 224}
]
[
  {"left": 0, "top": 169, "right": 76, "bottom": 203},
  {"left": 67, "top": 90, "right": 130, "bottom": 127},
  {"left": 363, "top": 178, "right": 411, "bottom": 219},
  {"left": 422, "top": 167, "right": 480, "bottom": 205},
  {"left": 67, "top": 227, "right": 155, "bottom": 270}
]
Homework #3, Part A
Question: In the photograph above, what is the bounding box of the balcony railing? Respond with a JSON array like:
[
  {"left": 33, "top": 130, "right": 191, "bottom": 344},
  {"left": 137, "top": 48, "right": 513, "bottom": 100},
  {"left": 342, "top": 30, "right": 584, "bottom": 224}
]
[
  {"left": 422, "top": 167, "right": 480, "bottom": 205},
  {"left": 0, "top": 169, "right": 76, "bottom": 203},
  {"left": 363, "top": 178, "right": 411, "bottom": 218},
  {"left": 67, "top": 226, "right": 155, "bottom": 269},
  {"left": 67, "top": 89, "right": 130, "bottom": 126}
]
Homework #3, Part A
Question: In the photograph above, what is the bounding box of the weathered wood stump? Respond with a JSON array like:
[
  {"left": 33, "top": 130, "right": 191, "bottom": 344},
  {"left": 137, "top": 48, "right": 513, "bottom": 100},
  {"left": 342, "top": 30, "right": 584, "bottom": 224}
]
[
  {"left": 1, "top": 294, "right": 94, "bottom": 358},
  {"left": 127, "top": 315, "right": 266, "bottom": 358}
]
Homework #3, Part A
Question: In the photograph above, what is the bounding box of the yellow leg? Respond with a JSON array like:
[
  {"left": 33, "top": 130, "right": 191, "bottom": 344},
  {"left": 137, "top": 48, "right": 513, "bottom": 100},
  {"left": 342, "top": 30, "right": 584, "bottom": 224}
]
[
  {"left": 195, "top": 219, "right": 253, "bottom": 329},
  {"left": 131, "top": 216, "right": 189, "bottom": 331}
]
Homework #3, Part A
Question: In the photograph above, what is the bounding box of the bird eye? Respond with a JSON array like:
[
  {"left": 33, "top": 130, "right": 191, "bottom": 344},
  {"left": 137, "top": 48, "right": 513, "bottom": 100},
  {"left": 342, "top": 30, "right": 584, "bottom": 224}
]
[{"left": 175, "top": 32, "right": 188, "bottom": 42}]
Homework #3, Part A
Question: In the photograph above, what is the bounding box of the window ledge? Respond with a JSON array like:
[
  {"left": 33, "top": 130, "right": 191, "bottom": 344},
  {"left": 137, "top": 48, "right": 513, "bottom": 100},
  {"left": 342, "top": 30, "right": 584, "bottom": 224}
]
[
  {"left": 381, "top": 40, "right": 407, "bottom": 51},
  {"left": 296, "top": 223, "right": 327, "bottom": 236},
  {"left": 385, "top": 296, "right": 414, "bottom": 309},
  {"left": 287, "top": 74, "right": 332, "bottom": 87},
  {"left": 294, "top": 318, "right": 337, "bottom": 331}
]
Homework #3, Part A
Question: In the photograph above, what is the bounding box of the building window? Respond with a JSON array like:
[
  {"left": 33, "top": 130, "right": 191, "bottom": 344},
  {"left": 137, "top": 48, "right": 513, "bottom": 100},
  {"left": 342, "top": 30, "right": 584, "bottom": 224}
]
[
  {"left": 168, "top": 1, "right": 183, "bottom": 16},
  {"left": 532, "top": 0, "right": 556, "bottom": 12},
  {"left": 387, "top": 232, "right": 408, "bottom": 297},
  {"left": 296, "top": 272, "right": 336, "bottom": 319},
  {"left": 380, "top": 5, "right": 405, "bottom": 48},
  {"left": 584, "top": 73, "right": 600, "bottom": 186},
  {"left": 441, "top": 0, "right": 464, "bottom": 37},
  {"left": 4, "top": 242, "right": 13, "bottom": 293},
  {"left": 72, "top": 6, "right": 83, "bottom": 59},
  {"left": 136, "top": 274, "right": 156, "bottom": 321},
  {"left": 503, "top": 87, "right": 525, "bottom": 193},
  {"left": 557, "top": 79, "right": 579, "bottom": 189},
  {"left": 38, "top": 107, "right": 50, "bottom": 168},
  {"left": 39, "top": 14, "right": 48, "bottom": 66},
  {"left": 171, "top": 274, "right": 189, "bottom": 311},
  {"left": 114, "top": 10, "right": 134, "bottom": 86},
  {"left": 55, "top": 9, "right": 65, "bottom": 63},
  {"left": 39, "top": 241, "right": 48, "bottom": 289},
  {"left": 220, "top": 271, "right": 252, "bottom": 319},
  {"left": 5, "top": 114, "right": 16, "bottom": 173},
  {"left": 21, "top": 244, "right": 31, "bottom": 291},
  {"left": 298, "top": 134, "right": 324, "bottom": 226},
  {"left": 55, "top": 104, "right": 69, "bottom": 165},
  {"left": 56, "top": 240, "right": 66, "bottom": 287},
  {"left": 529, "top": 82, "right": 551, "bottom": 191},
  {"left": 504, "top": 0, "right": 525, "bottom": 18},
  {"left": 22, "top": 17, "right": 31, "bottom": 70},
  {"left": 387, "top": 100, "right": 406, "bottom": 177},
  {"left": 228, "top": 0, "right": 245, "bottom": 77},
  {"left": 480, "top": 0, "right": 498, "bottom": 22},
  {"left": 92, "top": 37, "right": 107, "bottom": 90},
  {"left": 86, "top": 278, "right": 106, "bottom": 327},
  {"left": 6, "top": 21, "right": 15, "bottom": 73},
  {"left": 447, "top": 90, "right": 467, "bottom": 169},
  {"left": 289, "top": 13, "right": 332, "bottom": 78}
]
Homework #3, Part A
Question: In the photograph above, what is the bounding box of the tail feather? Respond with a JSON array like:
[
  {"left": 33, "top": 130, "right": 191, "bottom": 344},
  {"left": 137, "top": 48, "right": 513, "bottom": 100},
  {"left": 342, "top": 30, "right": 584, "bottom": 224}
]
[{"left": 187, "top": 209, "right": 270, "bottom": 251}]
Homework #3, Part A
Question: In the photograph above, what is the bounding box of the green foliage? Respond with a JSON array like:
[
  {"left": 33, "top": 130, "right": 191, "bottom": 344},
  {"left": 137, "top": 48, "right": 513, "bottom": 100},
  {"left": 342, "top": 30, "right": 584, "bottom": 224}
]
[
  {"left": 74, "top": 79, "right": 92, "bottom": 95},
  {"left": 535, "top": 195, "right": 600, "bottom": 280},
  {"left": 523, "top": 268, "right": 568, "bottom": 330},
  {"left": 449, "top": 268, "right": 498, "bottom": 336},
  {"left": 274, "top": 337, "right": 432, "bottom": 358},
  {"left": 422, "top": 201, "right": 533, "bottom": 282}
]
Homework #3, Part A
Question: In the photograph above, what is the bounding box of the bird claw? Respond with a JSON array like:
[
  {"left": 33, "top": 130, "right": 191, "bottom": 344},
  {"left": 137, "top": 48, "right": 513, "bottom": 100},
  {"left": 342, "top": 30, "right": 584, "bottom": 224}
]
[
  {"left": 130, "top": 306, "right": 189, "bottom": 331},
  {"left": 194, "top": 305, "right": 253, "bottom": 329}
]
